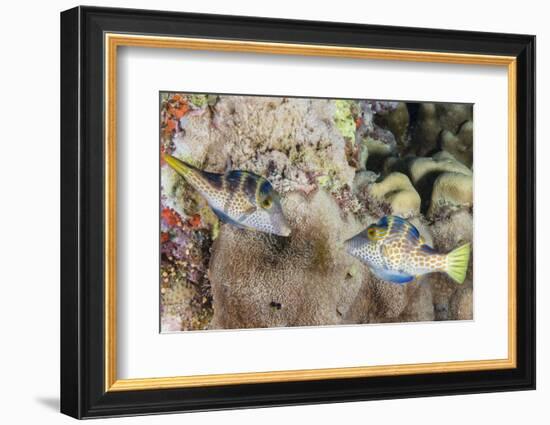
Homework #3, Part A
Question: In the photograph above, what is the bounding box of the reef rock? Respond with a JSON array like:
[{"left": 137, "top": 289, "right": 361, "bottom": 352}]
[
  {"left": 174, "top": 96, "right": 356, "bottom": 195},
  {"left": 208, "top": 190, "right": 366, "bottom": 329}
]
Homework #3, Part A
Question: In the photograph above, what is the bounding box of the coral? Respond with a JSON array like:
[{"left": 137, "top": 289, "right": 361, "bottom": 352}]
[
  {"left": 368, "top": 172, "right": 421, "bottom": 218},
  {"left": 428, "top": 210, "right": 473, "bottom": 320},
  {"left": 374, "top": 101, "right": 410, "bottom": 150},
  {"left": 428, "top": 172, "right": 473, "bottom": 219},
  {"left": 386, "top": 151, "right": 472, "bottom": 215},
  {"left": 191, "top": 96, "right": 356, "bottom": 193},
  {"left": 430, "top": 209, "right": 473, "bottom": 255},
  {"left": 160, "top": 93, "right": 190, "bottom": 140},
  {"left": 408, "top": 151, "right": 471, "bottom": 188},
  {"left": 344, "top": 276, "right": 435, "bottom": 324},
  {"left": 411, "top": 103, "right": 473, "bottom": 156},
  {"left": 450, "top": 287, "right": 474, "bottom": 320},
  {"left": 440, "top": 120, "right": 473, "bottom": 167},
  {"left": 334, "top": 99, "right": 357, "bottom": 142},
  {"left": 398, "top": 278, "right": 435, "bottom": 322},
  {"left": 352, "top": 170, "right": 379, "bottom": 191},
  {"left": 362, "top": 136, "right": 395, "bottom": 171},
  {"left": 356, "top": 101, "right": 399, "bottom": 172},
  {"left": 159, "top": 203, "right": 214, "bottom": 331},
  {"left": 160, "top": 314, "right": 183, "bottom": 333},
  {"left": 160, "top": 265, "right": 213, "bottom": 331},
  {"left": 208, "top": 190, "right": 366, "bottom": 329},
  {"left": 344, "top": 278, "right": 407, "bottom": 323}
]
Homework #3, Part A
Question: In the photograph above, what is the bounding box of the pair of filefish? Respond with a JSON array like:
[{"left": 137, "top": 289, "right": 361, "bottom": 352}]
[{"left": 164, "top": 155, "right": 471, "bottom": 285}]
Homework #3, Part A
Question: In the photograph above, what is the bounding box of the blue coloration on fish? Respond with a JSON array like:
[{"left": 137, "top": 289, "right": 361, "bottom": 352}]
[
  {"left": 164, "top": 155, "right": 291, "bottom": 236},
  {"left": 344, "top": 216, "right": 471, "bottom": 284}
]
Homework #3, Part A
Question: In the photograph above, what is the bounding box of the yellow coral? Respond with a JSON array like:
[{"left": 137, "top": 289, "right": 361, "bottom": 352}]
[{"left": 369, "top": 172, "right": 421, "bottom": 217}]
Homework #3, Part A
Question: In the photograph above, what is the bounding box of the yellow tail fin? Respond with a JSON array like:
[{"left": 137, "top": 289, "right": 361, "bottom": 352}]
[
  {"left": 164, "top": 155, "right": 194, "bottom": 177},
  {"left": 445, "top": 242, "right": 471, "bottom": 284}
]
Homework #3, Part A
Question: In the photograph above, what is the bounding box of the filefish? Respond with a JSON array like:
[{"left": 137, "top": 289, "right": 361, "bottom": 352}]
[
  {"left": 344, "top": 216, "right": 471, "bottom": 284},
  {"left": 164, "top": 155, "right": 291, "bottom": 237}
]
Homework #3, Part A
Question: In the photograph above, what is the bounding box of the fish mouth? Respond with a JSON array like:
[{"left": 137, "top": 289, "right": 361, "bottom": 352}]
[
  {"left": 343, "top": 237, "right": 362, "bottom": 256},
  {"left": 343, "top": 239, "right": 353, "bottom": 254},
  {"left": 276, "top": 222, "right": 292, "bottom": 237},
  {"left": 271, "top": 215, "right": 292, "bottom": 237}
]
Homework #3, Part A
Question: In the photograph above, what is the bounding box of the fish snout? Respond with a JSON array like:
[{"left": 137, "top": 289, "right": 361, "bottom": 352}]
[
  {"left": 277, "top": 220, "right": 292, "bottom": 237},
  {"left": 343, "top": 238, "right": 353, "bottom": 253},
  {"left": 343, "top": 236, "right": 363, "bottom": 257}
]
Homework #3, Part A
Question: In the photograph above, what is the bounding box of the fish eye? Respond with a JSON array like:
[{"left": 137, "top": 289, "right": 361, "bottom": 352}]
[
  {"left": 261, "top": 197, "right": 273, "bottom": 209},
  {"left": 367, "top": 227, "right": 376, "bottom": 239}
]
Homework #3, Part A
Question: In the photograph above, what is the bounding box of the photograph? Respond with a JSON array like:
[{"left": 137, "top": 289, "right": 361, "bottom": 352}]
[{"left": 159, "top": 93, "right": 474, "bottom": 332}]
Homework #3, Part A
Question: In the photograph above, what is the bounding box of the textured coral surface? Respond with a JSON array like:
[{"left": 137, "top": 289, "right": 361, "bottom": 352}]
[{"left": 159, "top": 93, "right": 473, "bottom": 332}]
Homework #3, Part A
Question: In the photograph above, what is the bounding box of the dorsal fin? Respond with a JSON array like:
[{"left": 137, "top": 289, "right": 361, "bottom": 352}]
[
  {"left": 376, "top": 216, "right": 390, "bottom": 228},
  {"left": 225, "top": 169, "right": 246, "bottom": 182},
  {"left": 222, "top": 170, "right": 245, "bottom": 194},
  {"left": 380, "top": 216, "right": 422, "bottom": 243}
]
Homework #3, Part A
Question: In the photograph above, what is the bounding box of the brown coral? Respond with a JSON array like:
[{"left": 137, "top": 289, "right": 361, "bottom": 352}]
[{"left": 208, "top": 190, "right": 365, "bottom": 329}]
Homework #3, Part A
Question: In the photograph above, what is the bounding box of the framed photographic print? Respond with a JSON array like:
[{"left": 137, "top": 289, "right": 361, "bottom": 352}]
[{"left": 60, "top": 6, "right": 536, "bottom": 419}]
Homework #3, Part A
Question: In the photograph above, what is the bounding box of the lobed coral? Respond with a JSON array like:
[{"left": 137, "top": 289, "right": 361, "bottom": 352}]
[{"left": 368, "top": 172, "right": 421, "bottom": 218}]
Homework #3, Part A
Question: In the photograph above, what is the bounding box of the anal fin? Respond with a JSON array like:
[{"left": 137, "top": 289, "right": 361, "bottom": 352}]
[{"left": 370, "top": 267, "right": 415, "bottom": 284}]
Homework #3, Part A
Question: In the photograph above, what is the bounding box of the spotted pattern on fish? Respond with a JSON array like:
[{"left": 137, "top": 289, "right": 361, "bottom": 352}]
[
  {"left": 344, "top": 216, "right": 470, "bottom": 284},
  {"left": 164, "top": 155, "right": 291, "bottom": 236}
]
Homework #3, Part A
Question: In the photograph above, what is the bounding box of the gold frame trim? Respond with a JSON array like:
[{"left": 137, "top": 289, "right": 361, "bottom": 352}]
[{"left": 104, "top": 33, "right": 517, "bottom": 392}]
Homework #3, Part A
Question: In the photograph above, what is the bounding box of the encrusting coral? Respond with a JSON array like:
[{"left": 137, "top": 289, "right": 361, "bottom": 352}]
[{"left": 160, "top": 93, "right": 475, "bottom": 331}]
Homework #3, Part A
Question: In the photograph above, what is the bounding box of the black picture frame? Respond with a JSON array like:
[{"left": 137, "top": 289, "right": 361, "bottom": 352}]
[{"left": 61, "top": 5, "right": 535, "bottom": 419}]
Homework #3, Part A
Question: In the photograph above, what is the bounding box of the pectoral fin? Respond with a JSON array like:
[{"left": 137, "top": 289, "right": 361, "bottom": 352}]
[{"left": 212, "top": 208, "right": 248, "bottom": 230}]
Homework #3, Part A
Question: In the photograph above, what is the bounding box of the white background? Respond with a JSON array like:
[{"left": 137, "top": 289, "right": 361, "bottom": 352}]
[
  {"left": 0, "top": 0, "right": 546, "bottom": 424},
  {"left": 118, "top": 48, "right": 508, "bottom": 378}
]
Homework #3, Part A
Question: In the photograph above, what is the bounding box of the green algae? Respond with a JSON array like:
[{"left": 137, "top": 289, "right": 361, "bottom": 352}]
[{"left": 334, "top": 100, "right": 356, "bottom": 143}]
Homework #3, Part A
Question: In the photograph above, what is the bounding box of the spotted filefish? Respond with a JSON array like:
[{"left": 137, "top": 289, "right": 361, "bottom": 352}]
[
  {"left": 164, "top": 155, "right": 291, "bottom": 237},
  {"left": 344, "top": 216, "right": 471, "bottom": 284}
]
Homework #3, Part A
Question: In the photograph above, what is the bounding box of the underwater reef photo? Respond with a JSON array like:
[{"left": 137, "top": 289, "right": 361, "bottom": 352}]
[{"left": 159, "top": 92, "right": 474, "bottom": 332}]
